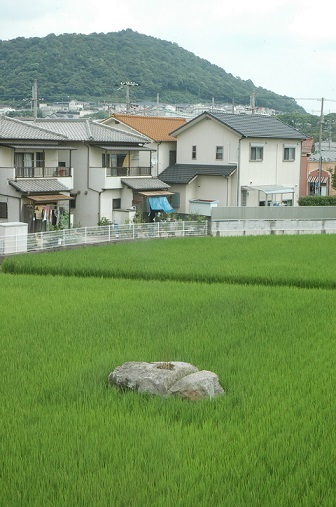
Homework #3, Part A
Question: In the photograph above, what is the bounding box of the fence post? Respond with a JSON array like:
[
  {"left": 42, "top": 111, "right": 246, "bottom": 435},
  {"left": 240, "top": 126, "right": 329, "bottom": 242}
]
[
  {"left": 182, "top": 221, "right": 185, "bottom": 237},
  {"left": 133, "top": 223, "right": 135, "bottom": 240},
  {"left": 84, "top": 227, "right": 87, "bottom": 244}
]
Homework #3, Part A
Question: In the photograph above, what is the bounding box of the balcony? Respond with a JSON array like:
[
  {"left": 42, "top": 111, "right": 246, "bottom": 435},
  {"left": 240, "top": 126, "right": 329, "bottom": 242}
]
[
  {"left": 106, "top": 166, "right": 151, "bottom": 177},
  {"left": 15, "top": 166, "right": 72, "bottom": 178}
]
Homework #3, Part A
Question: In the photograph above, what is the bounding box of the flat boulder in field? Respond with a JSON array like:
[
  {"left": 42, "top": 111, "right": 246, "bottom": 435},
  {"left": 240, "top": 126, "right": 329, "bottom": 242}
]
[
  {"left": 109, "top": 361, "right": 199, "bottom": 397},
  {"left": 168, "top": 370, "right": 224, "bottom": 400}
]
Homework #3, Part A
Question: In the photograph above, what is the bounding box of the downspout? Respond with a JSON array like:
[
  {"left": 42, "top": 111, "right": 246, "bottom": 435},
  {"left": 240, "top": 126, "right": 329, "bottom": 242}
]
[
  {"left": 156, "top": 142, "right": 162, "bottom": 177},
  {"left": 236, "top": 138, "right": 242, "bottom": 206}
]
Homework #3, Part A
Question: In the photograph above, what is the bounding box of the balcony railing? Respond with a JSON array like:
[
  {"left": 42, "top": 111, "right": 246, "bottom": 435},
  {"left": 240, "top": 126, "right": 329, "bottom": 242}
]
[
  {"left": 15, "top": 167, "right": 72, "bottom": 178},
  {"left": 106, "top": 166, "right": 151, "bottom": 177}
]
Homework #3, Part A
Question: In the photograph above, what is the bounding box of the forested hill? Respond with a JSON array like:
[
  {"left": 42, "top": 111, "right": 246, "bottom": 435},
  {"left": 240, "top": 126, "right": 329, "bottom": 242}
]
[{"left": 0, "top": 29, "right": 304, "bottom": 112}]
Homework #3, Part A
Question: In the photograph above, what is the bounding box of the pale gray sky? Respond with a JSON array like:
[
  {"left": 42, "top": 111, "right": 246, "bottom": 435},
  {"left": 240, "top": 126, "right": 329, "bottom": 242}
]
[{"left": 1, "top": 0, "right": 335, "bottom": 114}]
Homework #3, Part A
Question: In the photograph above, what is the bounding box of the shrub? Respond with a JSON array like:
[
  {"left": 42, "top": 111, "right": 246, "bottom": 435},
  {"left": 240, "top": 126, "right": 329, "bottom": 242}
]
[{"left": 298, "top": 195, "right": 336, "bottom": 206}]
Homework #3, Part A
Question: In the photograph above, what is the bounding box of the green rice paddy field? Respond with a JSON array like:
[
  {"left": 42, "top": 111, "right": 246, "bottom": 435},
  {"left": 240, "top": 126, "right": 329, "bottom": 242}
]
[{"left": 1, "top": 235, "right": 335, "bottom": 506}]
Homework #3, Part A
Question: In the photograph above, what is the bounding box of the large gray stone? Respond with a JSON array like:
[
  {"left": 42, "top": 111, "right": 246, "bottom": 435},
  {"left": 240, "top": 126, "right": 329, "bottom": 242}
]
[
  {"left": 109, "top": 361, "right": 199, "bottom": 397},
  {"left": 168, "top": 370, "right": 225, "bottom": 400}
]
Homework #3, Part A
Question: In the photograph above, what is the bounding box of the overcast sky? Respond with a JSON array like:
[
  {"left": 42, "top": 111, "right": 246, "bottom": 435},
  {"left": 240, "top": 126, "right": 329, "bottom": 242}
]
[{"left": 1, "top": 0, "right": 335, "bottom": 114}]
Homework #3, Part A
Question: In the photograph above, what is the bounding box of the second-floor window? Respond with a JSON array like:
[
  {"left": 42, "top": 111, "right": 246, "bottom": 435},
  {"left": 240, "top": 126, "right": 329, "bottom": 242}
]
[
  {"left": 216, "top": 146, "right": 223, "bottom": 160},
  {"left": 192, "top": 145, "right": 197, "bottom": 160},
  {"left": 102, "top": 153, "right": 111, "bottom": 167},
  {"left": 284, "top": 146, "right": 296, "bottom": 161},
  {"left": 14, "top": 152, "right": 45, "bottom": 177},
  {"left": 169, "top": 150, "right": 176, "bottom": 165},
  {"left": 250, "top": 145, "right": 264, "bottom": 161}
]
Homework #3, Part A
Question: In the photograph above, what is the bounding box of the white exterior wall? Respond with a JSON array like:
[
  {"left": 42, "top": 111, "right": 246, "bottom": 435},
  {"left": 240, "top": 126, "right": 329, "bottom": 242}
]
[
  {"left": 194, "top": 175, "right": 230, "bottom": 206},
  {"left": 176, "top": 117, "right": 239, "bottom": 165},
  {"left": 174, "top": 116, "right": 302, "bottom": 207},
  {"left": 0, "top": 146, "right": 73, "bottom": 223},
  {"left": 239, "top": 138, "right": 301, "bottom": 205},
  {"left": 156, "top": 141, "right": 177, "bottom": 175}
]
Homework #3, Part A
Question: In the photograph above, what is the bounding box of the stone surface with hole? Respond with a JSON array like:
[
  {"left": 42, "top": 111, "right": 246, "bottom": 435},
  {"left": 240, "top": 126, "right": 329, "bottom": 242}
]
[{"left": 109, "top": 361, "right": 224, "bottom": 400}]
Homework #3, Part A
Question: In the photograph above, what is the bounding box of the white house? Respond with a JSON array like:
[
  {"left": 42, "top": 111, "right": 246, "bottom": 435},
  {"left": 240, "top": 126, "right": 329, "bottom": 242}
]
[
  {"left": 159, "top": 112, "right": 307, "bottom": 214},
  {"left": 0, "top": 116, "right": 172, "bottom": 228},
  {"left": 0, "top": 115, "right": 74, "bottom": 232},
  {"left": 24, "top": 118, "right": 173, "bottom": 226}
]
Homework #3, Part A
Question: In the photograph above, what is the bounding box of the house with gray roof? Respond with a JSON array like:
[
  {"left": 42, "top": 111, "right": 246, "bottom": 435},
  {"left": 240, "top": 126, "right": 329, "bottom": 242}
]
[
  {"left": 0, "top": 116, "right": 170, "bottom": 229},
  {"left": 0, "top": 115, "right": 75, "bottom": 232},
  {"left": 29, "top": 118, "right": 171, "bottom": 226},
  {"left": 159, "top": 111, "right": 307, "bottom": 212}
]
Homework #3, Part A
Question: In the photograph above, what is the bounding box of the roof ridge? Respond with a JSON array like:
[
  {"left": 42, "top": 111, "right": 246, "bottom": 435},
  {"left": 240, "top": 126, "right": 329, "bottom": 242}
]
[{"left": 0, "top": 115, "right": 68, "bottom": 139}]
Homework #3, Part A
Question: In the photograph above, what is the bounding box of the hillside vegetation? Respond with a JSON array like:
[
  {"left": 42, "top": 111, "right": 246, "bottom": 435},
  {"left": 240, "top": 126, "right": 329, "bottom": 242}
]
[{"left": 0, "top": 29, "right": 303, "bottom": 112}]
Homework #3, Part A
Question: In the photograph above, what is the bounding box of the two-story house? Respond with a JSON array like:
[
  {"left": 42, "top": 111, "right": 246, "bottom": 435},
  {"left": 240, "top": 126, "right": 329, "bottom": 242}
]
[
  {"left": 0, "top": 115, "right": 75, "bottom": 232},
  {"left": 23, "top": 118, "right": 171, "bottom": 226},
  {"left": 159, "top": 112, "right": 307, "bottom": 213}
]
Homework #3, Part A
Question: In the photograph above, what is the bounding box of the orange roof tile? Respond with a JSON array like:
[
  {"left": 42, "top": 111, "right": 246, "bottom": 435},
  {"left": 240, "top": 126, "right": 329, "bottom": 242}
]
[{"left": 110, "top": 114, "right": 187, "bottom": 142}]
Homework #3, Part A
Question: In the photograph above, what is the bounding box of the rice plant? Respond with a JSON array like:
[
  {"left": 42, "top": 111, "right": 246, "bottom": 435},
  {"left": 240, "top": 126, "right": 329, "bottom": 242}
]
[{"left": 0, "top": 272, "right": 335, "bottom": 506}]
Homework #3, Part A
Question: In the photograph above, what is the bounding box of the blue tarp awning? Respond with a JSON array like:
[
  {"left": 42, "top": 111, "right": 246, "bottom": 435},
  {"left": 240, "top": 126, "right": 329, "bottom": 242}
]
[{"left": 149, "top": 196, "right": 174, "bottom": 213}]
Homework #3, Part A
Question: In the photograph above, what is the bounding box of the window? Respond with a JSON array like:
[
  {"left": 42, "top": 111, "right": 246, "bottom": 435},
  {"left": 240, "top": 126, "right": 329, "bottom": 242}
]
[
  {"left": 216, "top": 146, "right": 223, "bottom": 160},
  {"left": 284, "top": 147, "right": 296, "bottom": 161},
  {"left": 250, "top": 145, "right": 264, "bottom": 161},
  {"left": 0, "top": 202, "right": 8, "bottom": 219},
  {"left": 171, "top": 192, "right": 180, "bottom": 208},
  {"left": 35, "top": 152, "right": 44, "bottom": 168},
  {"left": 169, "top": 150, "right": 176, "bottom": 165},
  {"left": 192, "top": 145, "right": 197, "bottom": 160},
  {"left": 102, "top": 153, "right": 110, "bottom": 167},
  {"left": 112, "top": 198, "right": 121, "bottom": 209}
]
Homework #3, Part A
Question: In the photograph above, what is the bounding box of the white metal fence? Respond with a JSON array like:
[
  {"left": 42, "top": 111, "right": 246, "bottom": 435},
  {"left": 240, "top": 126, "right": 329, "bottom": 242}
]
[{"left": 0, "top": 221, "right": 208, "bottom": 256}]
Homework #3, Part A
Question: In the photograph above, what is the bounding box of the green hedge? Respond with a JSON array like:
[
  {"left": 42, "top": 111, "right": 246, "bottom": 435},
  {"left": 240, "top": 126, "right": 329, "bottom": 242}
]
[{"left": 298, "top": 195, "right": 336, "bottom": 206}]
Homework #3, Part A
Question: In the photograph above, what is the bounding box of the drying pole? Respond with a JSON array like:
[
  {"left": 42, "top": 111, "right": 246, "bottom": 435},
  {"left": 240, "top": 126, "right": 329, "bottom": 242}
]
[{"left": 318, "top": 98, "right": 324, "bottom": 195}]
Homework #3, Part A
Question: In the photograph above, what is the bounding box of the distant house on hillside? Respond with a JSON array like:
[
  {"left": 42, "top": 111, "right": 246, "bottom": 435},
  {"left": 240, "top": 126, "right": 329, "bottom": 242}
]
[{"left": 159, "top": 112, "right": 307, "bottom": 213}]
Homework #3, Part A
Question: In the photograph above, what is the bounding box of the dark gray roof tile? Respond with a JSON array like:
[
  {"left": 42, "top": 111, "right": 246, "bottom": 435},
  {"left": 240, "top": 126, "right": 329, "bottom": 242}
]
[
  {"left": 30, "top": 119, "right": 149, "bottom": 143},
  {"left": 210, "top": 112, "right": 307, "bottom": 139},
  {"left": 0, "top": 115, "right": 67, "bottom": 140},
  {"left": 9, "top": 179, "right": 71, "bottom": 193},
  {"left": 121, "top": 177, "right": 170, "bottom": 190},
  {"left": 159, "top": 164, "right": 237, "bottom": 184}
]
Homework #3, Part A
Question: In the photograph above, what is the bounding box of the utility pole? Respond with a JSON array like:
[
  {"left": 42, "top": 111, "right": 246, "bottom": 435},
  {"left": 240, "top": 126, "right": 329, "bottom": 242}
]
[
  {"left": 318, "top": 97, "right": 324, "bottom": 195},
  {"left": 250, "top": 91, "right": 255, "bottom": 114},
  {"left": 118, "top": 81, "right": 139, "bottom": 113},
  {"left": 32, "top": 80, "right": 38, "bottom": 119}
]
